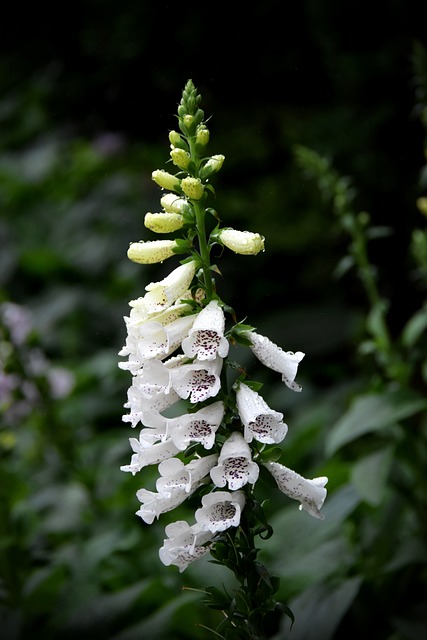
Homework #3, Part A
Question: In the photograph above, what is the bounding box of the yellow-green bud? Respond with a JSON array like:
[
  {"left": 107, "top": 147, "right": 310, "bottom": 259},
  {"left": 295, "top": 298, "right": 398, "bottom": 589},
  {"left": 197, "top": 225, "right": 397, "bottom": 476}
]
[
  {"left": 183, "top": 115, "right": 194, "bottom": 128},
  {"left": 170, "top": 147, "right": 191, "bottom": 170},
  {"left": 169, "top": 130, "right": 183, "bottom": 147},
  {"left": 181, "top": 176, "right": 205, "bottom": 200},
  {"left": 218, "top": 228, "right": 265, "bottom": 255},
  {"left": 127, "top": 240, "right": 177, "bottom": 264},
  {"left": 200, "top": 154, "right": 225, "bottom": 180},
  {"left": 144, "top": 212, "right": 185, "bottom": 233},
  {"left": 152, "top": 169, "right": 181, "bottom": 192},
  {"left": 196, "top": 125, "right": 210, "bottom": 147},
  {"left": 160, "top": 193, "right": 191, "bottom": 214},
  {"left": 416, "top": 197, "right": 427, "bottom": 217}
]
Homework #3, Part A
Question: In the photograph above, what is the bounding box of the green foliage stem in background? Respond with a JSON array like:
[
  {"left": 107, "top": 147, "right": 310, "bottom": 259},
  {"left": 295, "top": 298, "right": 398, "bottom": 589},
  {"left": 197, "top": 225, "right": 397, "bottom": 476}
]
[
  {"left": 117, "top": 80, "right": 328, "bottom": 638},
  {"left": 290, "top": 44, "right": 427, "bottom": 637}
]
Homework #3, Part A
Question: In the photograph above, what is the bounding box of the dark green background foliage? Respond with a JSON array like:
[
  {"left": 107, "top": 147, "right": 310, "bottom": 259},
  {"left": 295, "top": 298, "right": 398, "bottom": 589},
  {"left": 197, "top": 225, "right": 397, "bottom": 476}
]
[{"left": 1, "top": 2, "right": 427, "bottom": 638}]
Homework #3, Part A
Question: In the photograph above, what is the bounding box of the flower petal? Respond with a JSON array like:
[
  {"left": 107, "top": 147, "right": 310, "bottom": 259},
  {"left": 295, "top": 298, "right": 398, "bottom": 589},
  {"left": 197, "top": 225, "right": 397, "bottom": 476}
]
[
  {"left": 236, "top": 382, "right": 288, "bottom": 444},
  {"left": 120, "top": 438, "right": 180, "bottom": 475},
  {"left": 195, "top": 490, "right": 246, "bottom": 533},
  {"left": 264, "top": 461, "right": 328, "bottom": 519},
  {"left": 244, "top": 331, "right": 304, "bottom": 391},
  {"left": 210, "top": 432, "right": 259, "bottom": 490},
  {"left": 172, "top": 357, "right": 222, "bottom": 403},
  {"left": 181, "top": 300, "right": 229, "bottom": 361},
  {"left": 144, "top": 261, "right": 196, "bottom": 313},
  {"left": 159, "top": 520, "right": 212, "bottom": 572}
]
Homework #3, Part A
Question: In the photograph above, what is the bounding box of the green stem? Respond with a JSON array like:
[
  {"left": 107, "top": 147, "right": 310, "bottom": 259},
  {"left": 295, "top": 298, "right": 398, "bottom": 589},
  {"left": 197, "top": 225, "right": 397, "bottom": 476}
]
[
  {"left": 194, "top": 199, "right": 214, "bottom": 300},
  {"left": 187, "top": 134, "right": 214, "bottom": 300}
]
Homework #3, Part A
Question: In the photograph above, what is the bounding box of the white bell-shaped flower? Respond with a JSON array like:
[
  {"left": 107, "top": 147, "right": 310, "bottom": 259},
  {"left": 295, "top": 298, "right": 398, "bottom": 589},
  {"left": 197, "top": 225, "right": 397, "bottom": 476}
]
[
  {"left": 159, "top": 521, "right": 212, "bottom": 572},
  {"left": 122, "top": 378, "right": 180, "bottom": 428},
  {"left": 124, "top": 298, "right": 190, "bottom": 331},
  {"left": 181, "top": 300, "right": 229, "bottom": 361},
  {"left": 156, "top": 454, "right": 219, "bottom": 496},
  {"left": 235, "top": 382, "right": 288, "bottom": 444},
  {"left": 243, "top": 331, "right": 305, "bottom": 391},
  {"left": 171, "top": 356, "right": 222, "bottom": 403},
  {"left": 120, "top": 436, "right": 180, "bottom": 475},
  {"left": 264, "top": 461, "right": 328, "bottom": 519},
  {"left": 143, "top": 261, "right": 196, "bottom": 313},
  {"left": 142, "top": 401, "right": 225, "bottom": 450},
  {"left": 210, "top": 432, "right": 259, "bottom": 490},
  {"left": 195, "top": 490, "right": 246, "bottom": 533},
  {"left": 135, "top": 488, "right": 188, "bottom": 524},
  {"left": 135, "top": 456, "right": 218, "bottom": 524},
  {"left": 136, "top": 355, "right": 188, "bottom": 398},
  {"left": 119, "top": 314, "right": 197, "bottom": 373}
]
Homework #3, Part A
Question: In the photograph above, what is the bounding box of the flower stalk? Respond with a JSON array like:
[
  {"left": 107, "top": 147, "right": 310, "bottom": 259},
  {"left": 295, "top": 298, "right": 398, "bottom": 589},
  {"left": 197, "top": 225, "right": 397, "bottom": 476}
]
[{"left": 119, "top": 80, "right": 328, "bottom": 638}]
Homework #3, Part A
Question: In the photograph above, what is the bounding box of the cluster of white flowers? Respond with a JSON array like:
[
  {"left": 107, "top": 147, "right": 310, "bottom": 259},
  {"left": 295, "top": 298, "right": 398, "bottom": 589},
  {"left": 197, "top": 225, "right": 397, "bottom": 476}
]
[
  {"left": 119, "top": 259, "right": 328, "bottom": 572},
  {"left": 119, "top": 79, "right": 328, "bottom": 576}
]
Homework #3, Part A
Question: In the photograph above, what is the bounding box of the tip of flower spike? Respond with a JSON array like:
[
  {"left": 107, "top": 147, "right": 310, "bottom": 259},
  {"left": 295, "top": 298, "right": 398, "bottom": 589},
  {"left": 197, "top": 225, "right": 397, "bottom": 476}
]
[{"left": 178, "top": 81, "right": 204, "bottom": 135}]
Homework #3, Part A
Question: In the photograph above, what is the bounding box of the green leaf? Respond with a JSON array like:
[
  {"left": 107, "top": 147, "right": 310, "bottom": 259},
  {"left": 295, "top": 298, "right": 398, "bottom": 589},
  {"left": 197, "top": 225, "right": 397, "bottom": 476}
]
[
  {"left": 259, "top": 446, "right": 283, "bottom": 464},
  {"left": 326, "top": 390, "right": 427, "bottom": 455},
  {"left": 204, "top": 586, "right": 231, "bottom": 610},
  {"left": 402, "top": 304, "right": 427, "bottom": 347},
  {"left": 351, "top": 446, "right": 394, "bottom": 506},
  {"left": 282, "top": 577, "right": 362, "bottom": 640},
  {"left": 366, "top": 300, "right": 389, "bottom": 346},
  {"left": 333, "top": 254, "right": 355, "bottom": 279}
]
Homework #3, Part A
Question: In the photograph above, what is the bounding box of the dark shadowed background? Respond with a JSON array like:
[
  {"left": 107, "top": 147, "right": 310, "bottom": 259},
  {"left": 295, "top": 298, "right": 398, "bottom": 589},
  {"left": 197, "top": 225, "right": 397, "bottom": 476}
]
[{"left": 1, "top": 1, "right": 427, "bottom": 639}]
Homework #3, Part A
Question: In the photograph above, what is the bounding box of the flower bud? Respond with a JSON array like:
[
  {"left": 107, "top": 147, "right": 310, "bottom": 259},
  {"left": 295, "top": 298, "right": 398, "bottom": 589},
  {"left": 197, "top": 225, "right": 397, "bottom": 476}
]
[
  {"left": 152, "top": 170, "right": 181, "bottom": 192},
  {"left": 181, "top": 177, "right": 205, "bottom": 200},
  {"left": 127, "top": 240, "right": 177, "bottom": 264},
  {"left": 218, "top": 228, "right": 265, "bottom": 255},
  {"left": 144, "top": 212, "right": 185, "bottom": 233},
  {"left": 183, "top": 115, "right": 194, "bottom": 128},
  {"left": 196, "top": 125, "right": 210, "bottom": 147},
  {"left": 199, "top": 154, "right": 225, "bottom": 180},
  {"left": 160, "top": 193, "right": 191, "bottom": 215},
  {"left": 170, "top": 147, "right": 191, "bottom": 170},
  {"left": 169, "top": 130, "right": 187, "bottom": 149}
]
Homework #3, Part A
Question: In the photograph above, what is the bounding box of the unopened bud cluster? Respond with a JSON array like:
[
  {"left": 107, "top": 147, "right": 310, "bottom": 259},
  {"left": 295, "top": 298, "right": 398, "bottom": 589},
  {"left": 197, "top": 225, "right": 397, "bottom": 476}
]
[{"left": 120, "top": 80, "right": 328, "bottom": 573}]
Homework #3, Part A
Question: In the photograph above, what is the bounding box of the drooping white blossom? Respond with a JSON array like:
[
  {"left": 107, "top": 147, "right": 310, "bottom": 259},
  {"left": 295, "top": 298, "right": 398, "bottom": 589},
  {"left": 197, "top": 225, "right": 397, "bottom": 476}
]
[
  {"left": 142, "top": 401, "right": 225, "bottom": 450},
  {"left": 120, "top": 435, "right": 180, "bottom": 475},
  {"left": 136, "top": 488, "right": 189, "bottom": 524},
  {"left": 171, "top": 356, "right": 223, "bottom": 403},
  {"left": 195, "top": 490, "right": 246, "bottom": 533},
  {"left": 135, "top": 456, "right": 217, "bottom": 524},
  {"left": 125, "top": 297, "right": 187, "bottom": 331},
  {"left": 143, "top": 261, "right": 197, "bottom": 314},
  {"left": 235, "top": 382, "right": 288, "bottom": 444},
  {"left": 155, "top": 454, "right": 219, "bottom": 496},
  {"left": 159, "top": 521, "right": 213, "bottom": 572},
  {"left": 264, "top": 461, "right": 328, "bottom": 519},
  {"left": 119, "top": 314, "right": 197, "bottom": 373},
  {"left": 182, "top": 300, "right": 229, "bottom": 361},
  {"left": 135, "top": 356, "right": 188, "bottom": 398},
  {"left": 210, "top": 432, "right": 259, "bottom": 490},
  {"left": 122, "top": 377, "right": 180, "bottom": 428},
  {"left": 243, "top": 331, "right": 305, "bottom": 391}
]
